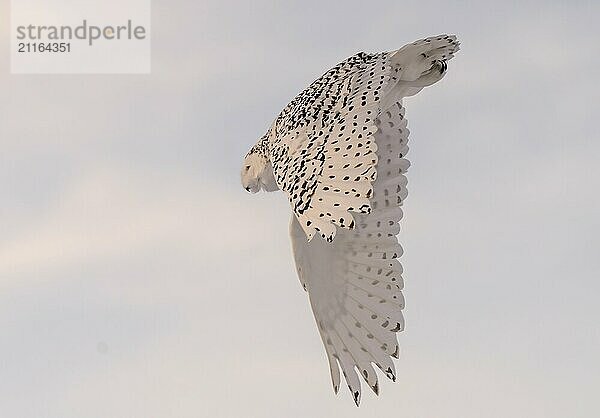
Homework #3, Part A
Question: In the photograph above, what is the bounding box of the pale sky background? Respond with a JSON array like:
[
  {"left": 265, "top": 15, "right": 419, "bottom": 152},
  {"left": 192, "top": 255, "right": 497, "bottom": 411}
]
[{"left": 1, "top": 1, "right": 599, "bottom": 417}]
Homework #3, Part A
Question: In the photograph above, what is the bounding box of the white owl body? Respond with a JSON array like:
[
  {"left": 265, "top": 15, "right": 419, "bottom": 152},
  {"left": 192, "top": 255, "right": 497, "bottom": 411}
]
[{"left": 242, "top": 34, "right": 460, "bottom": 405}]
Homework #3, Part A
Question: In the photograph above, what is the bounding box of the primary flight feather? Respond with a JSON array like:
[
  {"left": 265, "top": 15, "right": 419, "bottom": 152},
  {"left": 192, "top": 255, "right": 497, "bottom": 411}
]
[{"left": 241, "top": 34, "right": 460, "bottom": 406}]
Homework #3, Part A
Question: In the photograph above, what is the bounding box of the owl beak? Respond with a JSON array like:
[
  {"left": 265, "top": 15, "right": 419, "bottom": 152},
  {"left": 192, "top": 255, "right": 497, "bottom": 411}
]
[{"left": 244, "top": 183, "right": 260, "bottom": 193}]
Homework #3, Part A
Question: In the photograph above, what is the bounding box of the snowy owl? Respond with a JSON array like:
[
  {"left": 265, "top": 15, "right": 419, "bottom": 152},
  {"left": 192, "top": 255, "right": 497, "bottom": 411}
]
[{"left": 241, "top": 34, "right": 460, "bottom": 405}]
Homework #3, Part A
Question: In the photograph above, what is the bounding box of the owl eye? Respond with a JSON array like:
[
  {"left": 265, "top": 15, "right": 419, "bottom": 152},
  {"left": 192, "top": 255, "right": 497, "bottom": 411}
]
[{"left": 245, "top": 165, "right": 251, "bottom": 171}]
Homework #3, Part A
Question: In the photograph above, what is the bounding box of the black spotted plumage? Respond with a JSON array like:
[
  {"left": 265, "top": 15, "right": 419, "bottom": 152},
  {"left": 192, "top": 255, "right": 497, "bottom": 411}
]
[
  {"left": 247, "top": 35, "right": 459, "bottom": 242},
  {"left": 249, "top": 52, "right": 392, "bottom": 241},
  {"left": 243, "top": 34, "right": 460, "bottom": 406}
]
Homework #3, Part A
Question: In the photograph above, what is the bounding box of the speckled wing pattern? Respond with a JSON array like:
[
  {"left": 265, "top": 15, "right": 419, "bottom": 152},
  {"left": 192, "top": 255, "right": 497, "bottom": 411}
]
[
  {"left": 290, "top": 102, "right": 410, "bottom": 405},
  {"left": 283, "top": 35, "right": 460, "bottom": 405},
  {"left": 268, "top": 52, "right": 392, "bottom": 242}
]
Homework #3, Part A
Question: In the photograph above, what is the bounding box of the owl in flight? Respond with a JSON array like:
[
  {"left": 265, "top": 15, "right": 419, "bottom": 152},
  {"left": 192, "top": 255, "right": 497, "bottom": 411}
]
[{"left": 241, "top": 34, "right": 460, "bottom": 405}]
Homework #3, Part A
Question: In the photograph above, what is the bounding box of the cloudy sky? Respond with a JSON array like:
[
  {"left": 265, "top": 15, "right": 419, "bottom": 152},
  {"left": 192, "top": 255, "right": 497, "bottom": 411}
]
[{"left": 1, "top": 1, "right": 599, "bottom": 416}]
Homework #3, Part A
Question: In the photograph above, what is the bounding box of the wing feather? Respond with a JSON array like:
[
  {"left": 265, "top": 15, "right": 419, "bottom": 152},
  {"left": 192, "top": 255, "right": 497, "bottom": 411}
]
[{"left": 289, "top": 102, "right": 409, "bottom": 404}]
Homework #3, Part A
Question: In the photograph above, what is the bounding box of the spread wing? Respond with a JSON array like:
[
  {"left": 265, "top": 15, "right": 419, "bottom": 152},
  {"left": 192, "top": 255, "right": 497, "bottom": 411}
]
[
  {"left": 290, "top": 103, "right": 410, "bottom": 405},
  {"left": 270, "top": 35, "right": 459, "bottom": 243}
]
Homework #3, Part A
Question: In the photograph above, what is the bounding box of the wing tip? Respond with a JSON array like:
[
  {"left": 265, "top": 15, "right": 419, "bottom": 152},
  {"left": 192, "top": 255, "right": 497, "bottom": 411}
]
[
  {"left": 352, "top": 389, "right": 361, "bottom": 407},
  {"left": 372, "top": 381, "right": 379, "bottom": 396}
]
